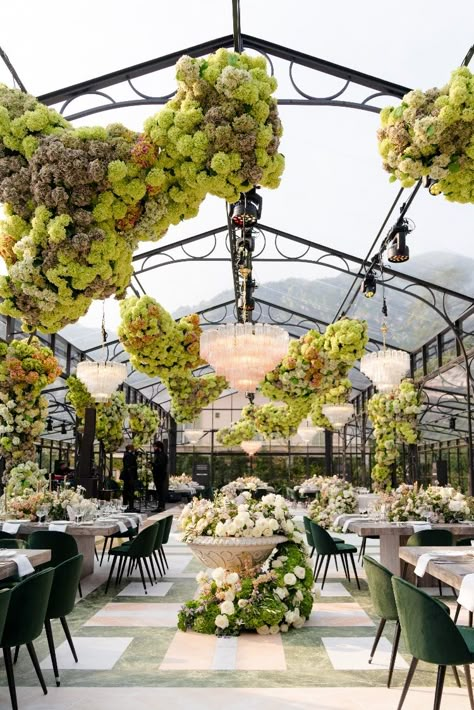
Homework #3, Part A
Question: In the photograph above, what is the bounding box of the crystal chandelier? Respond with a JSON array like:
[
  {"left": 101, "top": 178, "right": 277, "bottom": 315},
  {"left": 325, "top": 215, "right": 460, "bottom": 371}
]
[
  {"left": 360, "top": 324, "right": 409, "bottom": 392},
  {"left": 322, "top": 403, "right": 354, "bottom": 428},
  {"left": 200, "top": 322, "right": 289, "bottom": 392},
  {"left": 76, "top": 361, "right": 127, "bottom": 403},
  {"left": 297, "top": 422, "right": 324, "bottom": 443},
  {"left": 240, "top": 439, "right": 263, "bottom": 456},
  {"left": 184, "top": 429, "right": 204, "bottom": 445}
]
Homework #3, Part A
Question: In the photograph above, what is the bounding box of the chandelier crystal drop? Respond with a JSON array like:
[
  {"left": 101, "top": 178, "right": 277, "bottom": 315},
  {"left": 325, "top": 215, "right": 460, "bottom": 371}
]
[
  {"left": 322, "top": 403, "right": 354, "bottom": 428},
  {"left": 240, "top": 439, "right": 263, "bottom": 456},
  {"left": 184, "top": 429, "right": 204, "bottom": 445},
  {"left": 200, "top": 322, "right": 289, "bottom": 392},
  {"left": 360, "top": 349, "right": 410, "bottom": 392},
  {"left": 297, "top": 423, "right": 324, "bottom": 443},
  {"left": 76, "top": 361, "right": 127, "bottom": 403}
]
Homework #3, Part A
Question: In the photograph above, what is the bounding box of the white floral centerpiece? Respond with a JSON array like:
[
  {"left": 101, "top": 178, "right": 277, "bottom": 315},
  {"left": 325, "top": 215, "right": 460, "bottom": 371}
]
[
  {"left": 221, "top": 475, "right": 268, "bottom": 497},
  {"left": 308, "top": 478, "right": 357, "bottom": 531},
  {"left": 169, "top": 473, "right": 193, "bottom": 488},
  {"left": 386, "top": 483, "right": 473, "bottom": 523}
]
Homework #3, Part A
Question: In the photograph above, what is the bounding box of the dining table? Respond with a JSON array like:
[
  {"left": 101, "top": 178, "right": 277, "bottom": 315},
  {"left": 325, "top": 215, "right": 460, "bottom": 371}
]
[
  {"left": 399, "top": 545, "right": 474, "bottom": 593},
  {"left": 344, "top": 519, "right": 474, "bottom": 575},
  {"left": 0, "top": 548, "right": 51, "bottom": 581}
]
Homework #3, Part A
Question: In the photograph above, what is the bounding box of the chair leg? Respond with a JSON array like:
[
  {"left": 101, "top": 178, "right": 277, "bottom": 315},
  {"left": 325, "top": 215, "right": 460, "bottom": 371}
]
[
  {"left": 105, "top": 556, "right": 117, "bottom": 594},
  {"left": 78, "top": 581, "right": 83, "bottom": 599},
  {"left": 358, "top": 537, "right": 367, "bottom": 564},
  {"left": 334, "top": 555, "right": 338, "bottom": 572},
  {"left": 321, "top": 555, "right": 331, "bottom": 591},
  {"left": 451, "top": 665, "right": 461, "bottom": 688},
  {"left": 387, "top": 621, "right": 401, "bottom": 688},
  {"left": 454, "top": 603, "right": 461, "bottom": 623},
  {"left": 26, "top": 642, "right": 47, "bottom": 695},
  {"left": 401, "top": 561, "right": 408, "bottom": 580},
  {"left": 313, "top": 553, "right": 319, "bottom": 579},
  {"left": 143, "top": 556, "right": 154, "bottom": 586},
  {"left": 161, "top": 547, "right": 169, "bottom": 569},
  {"left": 107, "top": 536, "right": 115, "bottom": 561},
  {"left": 342, "top": 554, "right": 350, "bottom": 581},
  {"left": 137, "top": 558, "right": 147, "bottom": 594},
  {"left": 397, "top": 656, "right": 418, "bottom": 710},
  {"left": 309, "top": 546, "right": 314, "bottom": 559},
  {"left": 438, "top": 579, "right": 443, "bottom": 597},
  {"left": 469, "top": 611, "right": 473, "bottom": 627},
  {"left": 369, "top": 618, "right": 386, "bottom": 664},
  {"left": 433, "top": 665, "right": 446, "bottom": 710},
  {"left": 94, "top": 545, "right": 99, "bottom": 562},
  {"left": 44, "top": 618, "right": 60, "bottom": 687},
  {"left": 3, "top": 646, "right": 18, "bottom": 710},
  {"left": 464, "top": 664, "right": 474, "bottom": 710},
  {"left": 153, "top": 550, "right": 164, "bottom": 578},
  {"left": 100, "top": 536, "right": 109, "bottom": 566},
  {"left": 148, "top": 553, "right": 157, "bottom": 582},
  {"left": 314, "top": 555, "right": 325, "bottom": 583},
  {"left": 13, "top": 645, "right": 19, "bottom": 664},
  {"left": 349, "top": 553, "right": 361, "bottom": 590},
  {"left": 115, "top": 556, "right": 125, "bottom": 585},
  {"left": 60, "top": 617, "right": 78, "bottom": 663}
]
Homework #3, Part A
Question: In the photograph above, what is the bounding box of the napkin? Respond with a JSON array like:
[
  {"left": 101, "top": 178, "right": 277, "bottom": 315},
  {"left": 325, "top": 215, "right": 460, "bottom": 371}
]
[
  {"left": 14, "top": 554, "right": 34, "bottom": 577},
  {"left": 457, "top": 573, "right": 474, "bottom": 613},
  {"left": 408, "top": 522, "right": 432, "bottom": 533},
  {"left": 109, "top": 519, "right": 128, "bottom": 534},
  {"left": 2, "top": 522, "right": 21, "bottom": 534},
  {"left": 342, "top": 517, "right": 372, "bottom": 534},
  {"left": 48, "top": 522, "right": 69, "bottom": 532},
  {"left": 414, "top": 550, "right": 469, "bottom": 577}
]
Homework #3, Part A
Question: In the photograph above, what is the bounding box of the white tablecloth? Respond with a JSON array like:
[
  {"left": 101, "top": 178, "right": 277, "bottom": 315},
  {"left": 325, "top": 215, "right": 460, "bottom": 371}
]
[
  {"left": 458, "top": 573, "right": 474, "bottom": 613},
  {"left": 414, "top": 550, "right": 469, "bottom": 577}
]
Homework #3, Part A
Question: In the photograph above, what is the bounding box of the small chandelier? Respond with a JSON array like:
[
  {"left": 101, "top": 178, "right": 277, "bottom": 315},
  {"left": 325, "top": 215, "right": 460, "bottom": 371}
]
[
  {"left": 184, "top": 429, "right": 204, "bottom": 445},
  {"left": 297, "top": 422, "right": 324, "bottom": 443},
  {"left": 360, "top": 324, "right": 409, "bottom": 393},
  {"left": 200, "top": 322, "right": 289, "bottom": 393},
  {"left": 76, "top": 361, "right": 127, "bottom": 403},
  {"left": 322, "top": 403, "right": 354, "bottom": 428},
  {"left": 240, "top": 440, "right": 263, "bottom": 456}
]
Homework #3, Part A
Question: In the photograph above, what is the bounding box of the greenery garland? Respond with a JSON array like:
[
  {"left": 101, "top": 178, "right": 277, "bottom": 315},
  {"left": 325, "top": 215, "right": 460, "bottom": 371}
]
[
  {"left": 0, "top": 338, "right": 61, "bottom": 475},
  {"left": 128, "top": 403, "right": 160, "bottom": 447},
  {"left": 378, "top": 67, "right": 474, "bottom": 203},
  {"left": 367, "top": 380, "right": 422, "bottom": 487},
  {"left": 0, "top": 49, "right": 284, "bottom": 333}
]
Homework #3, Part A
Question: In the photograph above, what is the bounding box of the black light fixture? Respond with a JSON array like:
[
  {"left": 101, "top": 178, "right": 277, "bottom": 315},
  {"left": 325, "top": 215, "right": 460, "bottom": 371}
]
[
  {"left": 231, "top": 187, "right": 262, "bottom": 227},
  {"left": 46, "top": 417, "right": 53, "bottom": 432},
  {"left": 361, "top": 272, "right": 377, "bottom": 298},
  {"left": 61, "top": 421, "right": 67, "bottom": 435},
  {"left": 387, "top": 218, "right": 411, "bottom": 263},
  {"left": 449, "top": 416, "right": 456, "bottom": 431}
]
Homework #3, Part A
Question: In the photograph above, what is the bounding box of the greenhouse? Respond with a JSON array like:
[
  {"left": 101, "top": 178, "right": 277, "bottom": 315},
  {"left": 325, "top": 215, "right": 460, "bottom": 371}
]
[{"left": 0, "top": 1, "right": 472, "bottom": 709}]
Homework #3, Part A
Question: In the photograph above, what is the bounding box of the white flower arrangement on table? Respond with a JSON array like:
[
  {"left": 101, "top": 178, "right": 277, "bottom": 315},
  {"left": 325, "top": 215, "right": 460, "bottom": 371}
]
[
  {"left": 386, "top": 482, "right": 473, "bottom": 523},
  {"left": 179, "top": 492, "right": 302, "bottom": 544},
  {"left": 220, "top": 475, "right": 267, "bottom": 498},
  {"left": 169, "top": 473, "right": 193, "bottom": 488},
  {"left": 308, "top": 478, "right": 357, "bottom": 531}
]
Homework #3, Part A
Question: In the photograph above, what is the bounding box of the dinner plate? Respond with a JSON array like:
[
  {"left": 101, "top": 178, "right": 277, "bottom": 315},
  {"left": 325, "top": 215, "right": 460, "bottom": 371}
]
[{"left": 51, "top": 520, "right": 69, "bottom": 524}]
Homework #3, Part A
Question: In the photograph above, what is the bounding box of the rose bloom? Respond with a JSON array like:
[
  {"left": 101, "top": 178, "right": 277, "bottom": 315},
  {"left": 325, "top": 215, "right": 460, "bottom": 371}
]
[
  {"left": 220, "top": 600, "right": 235, "bottom": 615},
  {"left": 284, "top": 573, "right": 297, "bottom": 586},
  {"left": 215, "top": 614, "right": 229, "bottom": 630}
]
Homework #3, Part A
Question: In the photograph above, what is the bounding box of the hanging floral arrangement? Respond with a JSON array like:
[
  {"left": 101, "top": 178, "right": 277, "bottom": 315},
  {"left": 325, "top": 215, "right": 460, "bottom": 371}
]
[
  {"left": 0, "top": 338, "right": 61, "bottom": 475},
  {"left": 128, "top": 403, "right": 160, "bottom": 446},
  {"left": 66, "top": 375, "right": 126, "bottom": 454},
  {"left": 0, "top": 49, "right": 284, "bottom": 333},
  {"left": 367, "top": 380, "right": 422, "bottom": 487},
  {"left": 216, "top": 417, "right": 257, "bottom": 447},
  {"left": 378, "top": 66, "right": 474, "bottom": 203}
]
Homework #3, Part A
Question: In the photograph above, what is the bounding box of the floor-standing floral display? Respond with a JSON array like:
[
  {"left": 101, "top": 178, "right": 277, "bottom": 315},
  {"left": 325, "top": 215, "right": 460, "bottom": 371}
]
[
  {"left": 67, "top": 375, "right": 126, "bottom": 453},
  {"left": 0, "top": 49, "right": 284, "bottom": 333},
  {"left": 367, "top": 379, "right": 422, "bottom": 487},
  {"left": 128, "top": 403, "right": 160, "bottom": 447},
  {"left": 378, "top": 66, "right": 474, "bottom": 203},
  {"left": 0, "top": 338, "right": 61, "bottom": 476},
  {"left": 178, "top": 493, "right": 313, "bottom": 635}
]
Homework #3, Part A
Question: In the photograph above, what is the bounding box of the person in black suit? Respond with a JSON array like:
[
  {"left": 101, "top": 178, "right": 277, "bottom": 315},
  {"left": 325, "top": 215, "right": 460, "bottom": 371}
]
[
  {"left": 121, "top": 444, "right": 138, "bottom": 511},
  {"left": 153, "top": 441, "right": 169, "bottom": 512}
]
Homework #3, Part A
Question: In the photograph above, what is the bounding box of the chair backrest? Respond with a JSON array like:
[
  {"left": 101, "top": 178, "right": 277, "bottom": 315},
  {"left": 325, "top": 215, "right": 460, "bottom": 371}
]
[
  {"left": 1, "top": 568, "right": 54, "bottom": 647},
  {"left": 28, "top": 530, "right": 79, "bottom": 565},
  {"left": 303, "top": 516, "right": 315, "bottom": 548},
  {"left": 128, "top": 522, "right": 158, "bottom": 558},
  {"left": 407, "top": 529, "right": 454, "bottom": 547},
  {"left": 309, "top": 520, "right": 338, "bottom": 555},
  {"left": 392, "top": 576, "right": 472, "bottom": 665},
  {"left": 0, "top": 538, "right": 26, "bottom": 549},
  {"left": 46, "top": 554, "right": 83, "bottom": 620},
  {"left": 153, "top": 519, "right": 166, "bottom": 550},
  {"left": 0, "top": 531, "right": 14, "bottom": 540},
  {"left": 161, "top": 514, "right": 173, "bottom": 544},
  {"left": 0, "top": 588, "right": 11, "bottom": 642},
  {"left": 363, "top": 555, "right": 398, "bottom": 621}
]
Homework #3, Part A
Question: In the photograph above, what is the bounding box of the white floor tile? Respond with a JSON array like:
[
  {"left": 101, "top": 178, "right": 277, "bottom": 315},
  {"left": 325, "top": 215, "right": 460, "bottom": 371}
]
[
  {"left": 322, "top": 636, "right": 409, "bottom": 671},
  {"left": 306, "top": 602, "right": 374, "bottom": 627},
  {"left": 117, "top": 581, "right": 173, "bottom": 597},
  {"left": 40, "top": 636, "right": 133, "bottom": 671},
  {"left": 314, "top": 582, "right": 352, "bottom": 597}
]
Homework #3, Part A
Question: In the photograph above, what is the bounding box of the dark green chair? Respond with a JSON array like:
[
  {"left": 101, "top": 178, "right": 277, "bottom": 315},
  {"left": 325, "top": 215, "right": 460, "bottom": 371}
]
[
  {"left": 160, "top": 514, "right": 173, "bottom": 571},
  {"left": 364, "top": 555, "right": 401, "bottom": 687},
  {"left": 0, "top": 539, "right": 26, "bottom": 549},
  {"left": 99, "top": 521, "right": 138, "bottom": 566},
  {"left": 457, "top": 537, "right": 474, "bottom": 547},
  {"left": 402, "top": 529, "right": 455, "bottom": 596},
  {"left": 310, "top": 520, "right": 360, "bottom": 590},
  {"left": 303, "top": 516, "right": 343, "bottom": 562},
  {"left": 392, "top": 576, "right": 474, "bottom": 710},
  {"left": 358, "top": 535, "right": 380, "bottom": 565},
  {"left": 119, "top": 521, "right": 164, "bottom": 581},
  {"left": 44, "top": 554, "right": 83, "bottom": 687},
  {"left": 28, "top": 530, "right": 83, "bottom": 598},
  {"left": 105, "top": 523, "right": 158, "bottom": 594},
  {"left": 1, "top": 568, "right": 54, "bottom": 710}
]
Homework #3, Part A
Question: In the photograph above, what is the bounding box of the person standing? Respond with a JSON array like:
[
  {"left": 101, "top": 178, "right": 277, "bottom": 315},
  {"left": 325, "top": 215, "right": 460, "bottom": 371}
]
[
  {"left": 121, "top": 444, "right": 138, "bottom": 512},
  {"left": 153, "top": 441, "right": 169, "bottom": 512}
]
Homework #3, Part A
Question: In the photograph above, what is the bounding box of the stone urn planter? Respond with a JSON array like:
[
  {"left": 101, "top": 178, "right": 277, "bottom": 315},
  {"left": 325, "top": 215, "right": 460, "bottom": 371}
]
[{"left": 188, "top": 535, "right": 287, "bottom": 573}]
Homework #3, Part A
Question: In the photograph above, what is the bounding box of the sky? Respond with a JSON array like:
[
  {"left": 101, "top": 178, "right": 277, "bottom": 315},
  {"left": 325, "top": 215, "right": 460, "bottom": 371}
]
[{"left": 0, "top": 0, "right": 473, "bottom": 338}]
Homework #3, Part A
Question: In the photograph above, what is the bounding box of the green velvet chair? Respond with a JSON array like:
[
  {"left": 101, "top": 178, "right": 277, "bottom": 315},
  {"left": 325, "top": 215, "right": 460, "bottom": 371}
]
[
  {"left": 44, "top": 554, "right": 83, "bottom": 687},
  {"left": 310, "top": 520, "right": 360, "bottom": 590},
  {"left": 303, "top": 516, "right": 343, "bottom": 560},
  {"left": 364, "top": 555, "right": 401, "bottom": 687},
  {"left": 105, "top": 523, "right": 158, "bottom": 594},
  {"left": 403, "top": 528, "right": 455, "bottom": 596},
  {"left": 0, "top": 539, "right": 26, "bottom": 549},
  {"left": 119, "top": 522, "right": 162, "bottom": 582},
  {"left": 392, "top": 576, "right": 474, "bottom": 710},
  {"left": 1, "top": 568, "right": 54, "bottom": 710},
  {"left": 99, "top": 520, "right": 138, "bottom": 566},
  {"left": 28, "top": 529, "right": 83, "bottom": 598}
]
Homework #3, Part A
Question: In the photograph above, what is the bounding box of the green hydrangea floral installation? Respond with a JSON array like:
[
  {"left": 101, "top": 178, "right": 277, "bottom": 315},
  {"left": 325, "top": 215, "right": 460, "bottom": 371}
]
[
  {"left": 378, "top": 66, "right": 474, "bottom": 203},
  {"left": 0, "top": 49, "right": 284, "bottom": 333},
  {"left": 118, "top": 295, "right": 227, "bottom": 422},
  {"left": 128, "top": 403, "right": 160, "bottom": 447},
  {"left": 367, "top": 379, "right": 422, "bottom": 487},
  {"left": 0, "top": 338, "right": 61, "bottom": 475}
]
